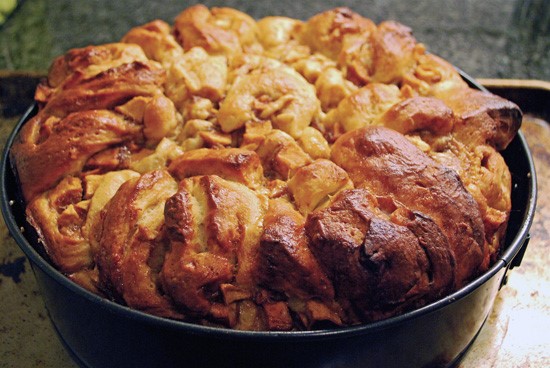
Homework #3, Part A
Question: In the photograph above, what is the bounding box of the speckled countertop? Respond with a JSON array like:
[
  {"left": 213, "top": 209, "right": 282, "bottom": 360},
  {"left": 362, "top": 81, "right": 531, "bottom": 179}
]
[{"left": 1, "top": 1, "right": 549, "bottom": 367}]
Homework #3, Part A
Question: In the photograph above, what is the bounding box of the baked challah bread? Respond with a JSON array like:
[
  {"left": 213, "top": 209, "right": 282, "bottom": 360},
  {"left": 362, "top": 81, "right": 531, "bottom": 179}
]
[{"left": 11, "top": 5, "right": 522, "bottom": 330}]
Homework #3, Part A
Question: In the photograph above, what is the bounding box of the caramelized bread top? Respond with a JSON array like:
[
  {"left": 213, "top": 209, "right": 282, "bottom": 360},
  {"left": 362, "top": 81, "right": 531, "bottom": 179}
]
[{"left": 11, "top": 5, "right": 521, "bottom": 330}]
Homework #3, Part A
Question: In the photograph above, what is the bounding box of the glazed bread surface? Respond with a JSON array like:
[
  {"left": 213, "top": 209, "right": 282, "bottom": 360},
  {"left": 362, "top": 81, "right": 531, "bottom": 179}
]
[{"left": 11, "top": 5, "right": 522, "bottom": 330}]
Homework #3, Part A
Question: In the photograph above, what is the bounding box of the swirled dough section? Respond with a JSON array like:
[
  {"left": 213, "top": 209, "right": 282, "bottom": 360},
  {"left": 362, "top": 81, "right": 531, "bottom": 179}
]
[
  {"left": 97, "top": 170, "right": 182, "bottom": 319},
  {"left": 160, "top": 175, "right": 267, "bottom": 326},
  {"left": 218, "top": 65, "right": 320, "bottom": 138}
]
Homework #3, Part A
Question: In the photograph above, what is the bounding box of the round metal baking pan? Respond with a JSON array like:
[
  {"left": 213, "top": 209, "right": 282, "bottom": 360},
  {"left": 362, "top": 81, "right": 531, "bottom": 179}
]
[{"left": 1, "top": 75, "right": 537, "bottom": 368}]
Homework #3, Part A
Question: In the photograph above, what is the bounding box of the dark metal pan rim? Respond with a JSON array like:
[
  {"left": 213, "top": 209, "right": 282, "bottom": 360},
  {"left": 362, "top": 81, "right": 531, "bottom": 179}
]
[{"left": 0, "top": 81, "right": 537, "bottom": 341}]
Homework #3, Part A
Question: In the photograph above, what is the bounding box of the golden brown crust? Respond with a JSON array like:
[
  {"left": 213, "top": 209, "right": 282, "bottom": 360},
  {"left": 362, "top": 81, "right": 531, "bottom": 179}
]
[
  {"left": 365, "top": 21, "right": 418, "bottom": 84},
  {"left": 301, "top": 8, "right": 420, "bottom": 86},
  {"left": 11, "top": 5, "right": 522, "bottom": 330},
  {"left": 256, "top": 16, "right": 304, "bottom": 49},
  {"left": 322, "top": 82, "right": 402, "bottom": 141},
  {"left": 122, "top": 20, "right": 183, "bottom": 63},
  {"left": 160, "top": 175, "right": 267, "bottom": 327},
  {"left": 377, "top": 96, "right": 514, "bottom": 266},
  {"left": 26, "top": 176, "right": 91, "bottom": 273},
  {"left": 301, "top": 7, "right": 376, "bottom": 62},
  {"left": 287, "top": 159, "right": 353, "bottom": 215},
  {"left": 259, "top": 198, "right": 334, "bottom": 300},
  {"left": 35, "top": 45, "right": 165, "bottom": 121},
  {"left": 44, "top": 43, "right": 152, "bottom": 89},
  {"left": 250, "top": 129, "right": 313, "bottom": 180},
  {"left": 258, "top": 198, "right": 343, "bottom": 329},
  {"left": 12, "top": 110, "right": 142, "bottom": 201},
  {"left": 168, "top": 148, "right": 264, "bottom": 189},
  {"left": 97, "top": 170, "right": 182, "bottom": 319},
  {"left": 331, "top": 126, "right": 486, "bottom": 287},
  {"left": 218, "top": 65, "right": 320, "bottom": 138},
  {"left": 174, "top": 4, "right": 261, "bottom": 58},
  {"left": 437, "top": 88, "right": 523, "bottom": 151},
  {"left": 306, "top": 189, "right": 440, "bottom": 321},
  {"left": 379, "top": 96, "right": 455, "bottom": 136}
]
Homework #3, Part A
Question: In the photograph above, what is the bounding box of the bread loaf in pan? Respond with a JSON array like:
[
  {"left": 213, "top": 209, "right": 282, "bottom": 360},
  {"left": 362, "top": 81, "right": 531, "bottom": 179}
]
[{"left": 10, "top": 5, "right": 522, "bottom": 331}]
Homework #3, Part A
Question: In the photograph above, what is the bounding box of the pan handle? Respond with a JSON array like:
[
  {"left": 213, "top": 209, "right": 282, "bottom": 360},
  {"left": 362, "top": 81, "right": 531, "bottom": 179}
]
[
  {"left": 509, "top": 233, "right": 530, "bottom": 269},
  {"left": 499, "top": 233, "right": 531, "bottom": 289}
]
